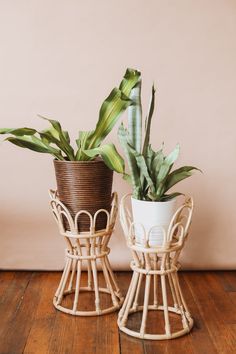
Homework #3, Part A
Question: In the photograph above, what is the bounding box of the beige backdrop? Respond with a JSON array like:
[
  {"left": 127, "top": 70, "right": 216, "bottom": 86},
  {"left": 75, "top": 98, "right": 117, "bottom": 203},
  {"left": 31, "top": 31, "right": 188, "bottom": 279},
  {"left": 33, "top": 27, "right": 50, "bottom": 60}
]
[{"left": 0, "top": 0, "right": 235, "bottom": 270}]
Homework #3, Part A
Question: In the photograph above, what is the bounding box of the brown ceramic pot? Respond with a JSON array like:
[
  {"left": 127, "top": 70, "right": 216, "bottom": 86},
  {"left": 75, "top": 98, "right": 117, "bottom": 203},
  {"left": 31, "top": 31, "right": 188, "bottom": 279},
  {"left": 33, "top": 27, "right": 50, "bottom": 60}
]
[{"left": 54, "top": 158, "right": 113, "bottom": 232}]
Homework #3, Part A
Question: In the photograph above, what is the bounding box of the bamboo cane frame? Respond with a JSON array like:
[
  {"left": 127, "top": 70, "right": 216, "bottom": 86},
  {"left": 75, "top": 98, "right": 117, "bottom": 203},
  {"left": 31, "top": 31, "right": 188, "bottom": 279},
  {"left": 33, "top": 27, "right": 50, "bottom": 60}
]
[
  {"left": 49, "top": 190, "right": 123, "bottom": 316},
  {"left": 118, "top": 194, "right": 194, "bottom": 340}
]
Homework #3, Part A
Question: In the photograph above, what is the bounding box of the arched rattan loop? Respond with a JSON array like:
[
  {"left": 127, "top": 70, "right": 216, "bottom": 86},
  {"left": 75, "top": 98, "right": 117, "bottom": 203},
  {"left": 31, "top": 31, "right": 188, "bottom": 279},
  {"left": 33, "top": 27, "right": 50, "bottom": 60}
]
[
  {"left": 118, "top": 194, "right": 194, "bottom": 340},
  {"left": 49, "top": 190, "right": 123, "bottom": 316}
]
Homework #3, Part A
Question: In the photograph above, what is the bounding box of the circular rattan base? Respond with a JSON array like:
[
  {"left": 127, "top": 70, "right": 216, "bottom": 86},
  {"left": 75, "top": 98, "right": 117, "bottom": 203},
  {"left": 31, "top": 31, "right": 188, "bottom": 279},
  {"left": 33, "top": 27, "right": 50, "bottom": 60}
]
[
  {"left": 50, "top": 191, "right": 124, "bottom": 317},
  {"left": 118, "top": 194, "right": 195, "bottom": 340},
  {"left": 118, "top": 305, "right": 193, "bottom": 340},
  {"left": 54, "top": 287, "right": 124, "bottom": 316}
]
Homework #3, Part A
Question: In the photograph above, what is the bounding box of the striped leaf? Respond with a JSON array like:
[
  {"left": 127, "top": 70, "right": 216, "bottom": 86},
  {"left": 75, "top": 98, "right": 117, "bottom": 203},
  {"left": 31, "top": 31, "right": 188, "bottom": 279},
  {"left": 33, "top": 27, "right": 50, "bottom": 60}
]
[
  {"left": 118, "top": 123, "right": 141, "bottom": 199},
  {"left": 87, "top": 69, "right": 141, "bottom": 150},
  {"left": 164, "top": 166, "right": 201, "bottom": 193},
  {"left": 38, "top": 115, "right": 75, "bottom": 160},
  {"left": 83, "top": 143, "right": 125, "bottom": 174},
  {"left": 0, "top": 128, "right": 37, "bottom": 136},
  {"left": 5, "top": 136, "right": 64, "bottom": 160},
  {"left": 128, "top": 79, "right": 142, "bottom": 152},
  {"left": 142, "top": 85, "right": 156, "bottom": 157}
]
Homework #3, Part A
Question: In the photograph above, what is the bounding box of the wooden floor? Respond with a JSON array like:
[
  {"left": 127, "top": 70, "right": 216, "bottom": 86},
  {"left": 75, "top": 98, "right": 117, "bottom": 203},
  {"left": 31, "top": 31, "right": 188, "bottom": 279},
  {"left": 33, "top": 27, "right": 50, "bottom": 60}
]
[{"left": 0, "top": 271, "right": 235, "bottom": 354}]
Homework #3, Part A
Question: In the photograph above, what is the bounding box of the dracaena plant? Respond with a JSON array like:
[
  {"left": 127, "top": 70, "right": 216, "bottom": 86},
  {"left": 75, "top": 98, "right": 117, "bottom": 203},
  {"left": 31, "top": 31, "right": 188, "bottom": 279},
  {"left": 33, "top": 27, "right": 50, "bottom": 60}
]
[
  {"left": 118, "top": 80, "right": 200, "bottom": 201},
  {"left": 0, "top": 68, "right": 141, "bottom": 175}
]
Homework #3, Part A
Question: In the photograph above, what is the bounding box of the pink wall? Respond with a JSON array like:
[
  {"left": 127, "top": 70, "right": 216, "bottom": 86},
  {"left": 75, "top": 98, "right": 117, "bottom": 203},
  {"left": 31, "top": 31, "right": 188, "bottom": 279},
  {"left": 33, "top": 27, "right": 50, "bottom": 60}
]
[{"left": 0, "top": 0, "right": 235, "bottom": 269}]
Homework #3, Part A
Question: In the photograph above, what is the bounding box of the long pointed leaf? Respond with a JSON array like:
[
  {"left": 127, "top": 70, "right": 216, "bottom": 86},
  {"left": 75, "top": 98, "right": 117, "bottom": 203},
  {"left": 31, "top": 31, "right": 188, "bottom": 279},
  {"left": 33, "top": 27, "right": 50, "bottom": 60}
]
[
  {"left": 119, "top": 68, "right": 141, "bottom": 96},
  {"left": 164, "top": 166, "right": 200, "bottom": 192},
  {"left": 161, "top": 192, "right": 183, "bottom": 201},
  {"left": 128, "top": 79, "right": 142, "bottom": 152},
  {"left": 118, "top": 123, "right": 141, "bottom": 199},
  {"left": 142, "top": 85, "right": 156, "bottom": 157},
  {"left": 38, "top": 115, "right": 75, "bottom": 160},
  {"left": 5, "top": 136, "right": 64, "bottom": 160},
  {"left": 75, "top": 131, "right": 93, "bottom": 160},
  {"left": 83, "top": 143, "right": 125, "bottom": 174},
  {"left": 88, "top": 89, "right": 132, "bottom": 148},
  {"left": 134, "top": 153, "right": 155, "bottom": 196},
  {"left": 87, "top": 69, "right": 141, "bottom": 149},
  {"left": 0, "top": 128, "right": 37, "bottom": 136}
]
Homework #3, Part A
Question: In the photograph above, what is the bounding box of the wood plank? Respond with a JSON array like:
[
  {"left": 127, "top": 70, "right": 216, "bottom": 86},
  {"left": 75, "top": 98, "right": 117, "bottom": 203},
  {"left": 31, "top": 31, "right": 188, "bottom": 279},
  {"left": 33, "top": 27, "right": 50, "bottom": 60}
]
[
  {"left": 0, "top": 271, "right": 32, "bottom": 351},
  {"left": 118, "top": 272, "right": 144, "bottom": 354},
  {"left": 144, "top": 272, "right": 195, "bottom": 354},
  {"left": 72, "top": 271, "right": 120, "bottom": 354},
  {"left": 0, "top": 271, "right": 15, "bottom": 297},
  {"left": 181, "top": 272, "right": 217, "bottom": 354},
  {"left": 0, "top": 272, "right": 42, "bottom": 354},
  {"left": 0, "top": 271, "right": 235, "bottom": 354},
  {"left": 204, "top": 272, "right": 236, "bottom": 324},
  {"left": 216, "top": 271, "right": 236, "bottom": 292},
  {"left": 23, "top": 272, "right": 60, "bottom": 354},
  {"left": 48, "top": 271, "right": 95, "bottom": 354},
  {"left": 185, "top": 271, "right": 236, "bottom": 354},
  {"left": 48, "top": 270, "right": 120, "bottom": 354}
]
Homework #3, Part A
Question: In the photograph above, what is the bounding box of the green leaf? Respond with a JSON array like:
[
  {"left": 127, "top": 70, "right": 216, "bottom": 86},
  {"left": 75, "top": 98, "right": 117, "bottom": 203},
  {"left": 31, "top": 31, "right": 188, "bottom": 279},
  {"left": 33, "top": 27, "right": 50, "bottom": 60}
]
[
  {"left": 155, "top": 144, "right": 180, "bottom": 198},
  {"left": 156, "top": 145, "right": 180, "bottom": 184},
  {"left": 152, "top": 149, "right": 164, "bottom": 171},
  {"left": 165, "top": 144, "right": 180, "bottom": 165},
  {"left": 75, "top": 130, "right": 93, "bottom": 160},
  {"left": 38, "top": 115, "right": 75, "bottom": 160},
  {"left": 161, "top": 192, "right": 183, "bottom": 201},
  {"left": 5, "top": 136, "right": 64, "bottom": 160},
  {"left": 83, "top": 143, "right": 125, "bottom": 174},
  {"left": 164, "top": 166, "right": 201, "bottom": 192},
  {"left": 63, "top": 130, "right": 70, "bottom": 143},
  {"left": 87, "top": 69, "right": 140, "bottom": 150},
  {"left": 134, "top": 153, "right": 156, "bottom": 196},
  {"left": 87, "top": 88, "right": 132, "bottom": 149},
  {"left": 119, "top": 68, "right": 141, "bottom": 97},
  {"left": 142, "top": 85, "right": 156, "bottom": 157},
  {"left": 128, "top": 79, "right": 142, "bottom": 153},
  {"left": 0, "top": 128, "right": 37, "bottom": 136},
  {"left": 118, "top": 123, "right": 141, "bottom": 199}
]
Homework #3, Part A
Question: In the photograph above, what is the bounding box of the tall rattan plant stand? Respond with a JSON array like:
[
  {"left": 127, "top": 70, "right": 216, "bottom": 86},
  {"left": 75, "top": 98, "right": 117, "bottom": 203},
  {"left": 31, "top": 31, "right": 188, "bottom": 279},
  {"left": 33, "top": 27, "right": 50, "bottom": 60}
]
[
  {"left": 118, "top": 194, "right": 194, "bottom": 340},
  {"left": 49, "top": 190, "right": 123, "bottom": 316}
]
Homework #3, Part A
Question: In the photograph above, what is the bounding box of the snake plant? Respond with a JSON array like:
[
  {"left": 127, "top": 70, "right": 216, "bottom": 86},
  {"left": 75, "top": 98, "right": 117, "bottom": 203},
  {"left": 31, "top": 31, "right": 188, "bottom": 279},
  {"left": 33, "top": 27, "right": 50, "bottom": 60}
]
[
  {"left": 0, "top": 68, "right": 141, "bottom": 175},
  {"left": 118, "top": 80, "right": 200, "bottom": 201}
]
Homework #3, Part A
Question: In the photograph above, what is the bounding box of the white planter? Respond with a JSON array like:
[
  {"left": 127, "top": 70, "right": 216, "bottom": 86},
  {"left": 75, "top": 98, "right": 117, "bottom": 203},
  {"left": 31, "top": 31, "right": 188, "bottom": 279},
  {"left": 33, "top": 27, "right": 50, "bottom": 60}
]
[{"left": 131, "top": 197, "right": 176, "bottom": 247}]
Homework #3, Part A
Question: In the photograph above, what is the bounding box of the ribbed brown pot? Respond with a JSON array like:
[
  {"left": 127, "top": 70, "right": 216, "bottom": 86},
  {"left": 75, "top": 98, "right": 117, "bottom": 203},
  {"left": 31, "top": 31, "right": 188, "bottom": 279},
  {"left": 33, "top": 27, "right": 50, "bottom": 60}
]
[{"left": 54, "top": 158, "right": 113, "bottom": 232}]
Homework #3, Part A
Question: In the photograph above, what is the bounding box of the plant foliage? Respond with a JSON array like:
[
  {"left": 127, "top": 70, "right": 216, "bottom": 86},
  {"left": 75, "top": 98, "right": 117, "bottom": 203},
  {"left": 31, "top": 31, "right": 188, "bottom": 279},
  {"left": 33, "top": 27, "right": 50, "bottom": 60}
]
[
  {"left": 118, "top": 82, "right": 200, "bottom": 201},
  {"left": 0, "top": 68, "right": 141, "bottom": 175}
]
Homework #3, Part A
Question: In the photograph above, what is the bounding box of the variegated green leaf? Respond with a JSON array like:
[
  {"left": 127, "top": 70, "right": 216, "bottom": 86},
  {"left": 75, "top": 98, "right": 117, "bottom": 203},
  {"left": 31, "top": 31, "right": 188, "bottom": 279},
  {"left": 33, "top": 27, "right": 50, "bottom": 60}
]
[
  {"left": 75, "top": 131, "right": 93, "bottom": 160},
  {"left": 118, "top": 123, "right": 141, "bottom": 199},
  {"left": 87, "top": 69, "right": 140, "bottom": 150},
  {"left": 5, "top": 136, "right": 64, "bottom": 160},
  {"left": 119, "top": 68, "right": 141, "bottom": 97},
  {"left": 134, "top": 153, "right": 155, "bottom": 196},
  {"left": 38, "top": 115, "right": 75, "bottom": 160},
  {"left": 143, "top": 85, "right": 156, "bottom": 157},
  {"left": 164, "top": 166, "right": 201, "bottom": 193},
  {"left": 87, "top": 89, "right": 132, "bottom": 149},
  {"left": 0, "top": 128, "right": 37, "bottom": 136},
  {"left": 128, "top": 79, "right": 142, "bottom": 153},
  {"left": 83, "top": 143, "right": 125, "bottom": 174},
  {"left": 161, "top": 192, "right": 183, "bottom": 201}
]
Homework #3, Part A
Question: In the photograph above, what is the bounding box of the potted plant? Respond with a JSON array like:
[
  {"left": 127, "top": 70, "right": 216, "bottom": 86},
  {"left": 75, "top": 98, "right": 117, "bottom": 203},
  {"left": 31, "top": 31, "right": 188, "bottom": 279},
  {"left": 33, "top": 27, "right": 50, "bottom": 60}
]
[
  {"left": 0, "top": 68, "right": 141, "bottom": 231},
  {"left": 118, "top": 79, "right": 200, "bottom": 246}
]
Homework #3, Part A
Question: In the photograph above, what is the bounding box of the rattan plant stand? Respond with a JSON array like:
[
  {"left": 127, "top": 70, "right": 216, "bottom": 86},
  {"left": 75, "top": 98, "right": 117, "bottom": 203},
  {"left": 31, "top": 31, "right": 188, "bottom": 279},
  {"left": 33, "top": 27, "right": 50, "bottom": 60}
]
[
  {"left": 49, "top": 190, "right": 123, "bottom": 316},
  {"left": 118, "top": 194, "right": 194, "bottom": 340}
]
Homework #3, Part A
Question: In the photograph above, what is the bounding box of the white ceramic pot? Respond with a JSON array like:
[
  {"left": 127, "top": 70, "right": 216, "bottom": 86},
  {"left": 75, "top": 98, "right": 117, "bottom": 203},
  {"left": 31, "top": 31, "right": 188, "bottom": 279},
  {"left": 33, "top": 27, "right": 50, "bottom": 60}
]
[{"left": 131, "top": 197, "right": 176, "bottom": 247}]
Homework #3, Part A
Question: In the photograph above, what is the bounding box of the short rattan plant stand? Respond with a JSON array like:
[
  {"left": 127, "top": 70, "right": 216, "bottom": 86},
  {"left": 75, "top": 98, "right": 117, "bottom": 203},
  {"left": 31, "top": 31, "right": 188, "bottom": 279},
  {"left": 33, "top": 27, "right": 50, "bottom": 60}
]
[
  {"left": 49, "top": 190, "right": 123, "bottom": 316},
  {"left": 118, "top": 194, "right": 194, "bottom": 340}
]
